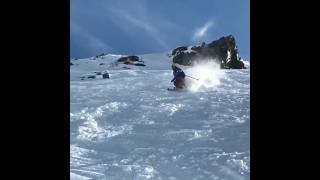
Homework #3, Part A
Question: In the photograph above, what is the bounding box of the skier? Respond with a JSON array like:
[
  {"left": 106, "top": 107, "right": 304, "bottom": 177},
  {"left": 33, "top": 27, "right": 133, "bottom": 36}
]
[{"left": 171, "top": 64, "right": 186, "bottom": 89}]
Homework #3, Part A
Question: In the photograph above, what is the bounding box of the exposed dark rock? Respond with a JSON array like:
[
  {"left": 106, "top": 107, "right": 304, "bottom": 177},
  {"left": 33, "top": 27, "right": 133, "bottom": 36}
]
[
  {"left": 172, "top": 46, "right": 188, "bottom": 56},
  {"left": 117, "top": 55, "right": 140, "bottom": 62},
  {"left": 87, "top": 75, "right": 96, "bottom": 79},
  {"left": 135, "top": 63, "right": 146, "bottom": 66},
  {"left": 96, "top": 53, "right": 105, "bottom": 58},
  {"left": 102, "top": 72, "right": 109, "bottom": 79},
  {"left": 171, "top": 35, "right": 245, "bottom": 69},
  {"left": 117, "top": 55, "right": 146, "bottom": 67},
  {"left": 123, "top": 61, "right": 133, "bottom": 65}
]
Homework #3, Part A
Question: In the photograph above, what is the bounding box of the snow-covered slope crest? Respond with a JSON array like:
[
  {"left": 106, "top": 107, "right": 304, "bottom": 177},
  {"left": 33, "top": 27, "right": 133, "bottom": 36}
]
[
  {"left": 70, "top": 52, "right": 249, "bottom": 80},
  {"left": 70, "top": 52, "right": 173, "bottom": 81},
  {"left": 71, "top": 52, "right": 172, "bottom": 70}
]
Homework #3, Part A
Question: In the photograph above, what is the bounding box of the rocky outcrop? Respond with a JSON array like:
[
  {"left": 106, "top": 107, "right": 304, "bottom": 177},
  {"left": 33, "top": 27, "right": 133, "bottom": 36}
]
[
  {"left": 93, "top": 71, "right": 102, "bottom": 75},
  {"left": 118, "top": 56, "right": 140, "bottom": 62},
  {"left": 171, "top": 35, "right": 245, "bottom": 69},
  {"left": 102, "top": 72, "right": 110, "bottom": 79},
  {"left": 117, "top": 56, "right": 146, "bottom": 67},
  {"left": 87, "top": 75, "right": 96, "bottom": 79},
  {"left": 134, "top": 63, "right": 146, "bottom": 66},
  {"left": 95, "top": 53, "right": 105, "bottom": 58}
]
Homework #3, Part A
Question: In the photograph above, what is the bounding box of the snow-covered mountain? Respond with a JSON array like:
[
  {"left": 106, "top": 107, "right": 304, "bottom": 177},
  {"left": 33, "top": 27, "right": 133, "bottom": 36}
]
[{"left": 70, "top": 52, "right": 250, "bottom": 180}]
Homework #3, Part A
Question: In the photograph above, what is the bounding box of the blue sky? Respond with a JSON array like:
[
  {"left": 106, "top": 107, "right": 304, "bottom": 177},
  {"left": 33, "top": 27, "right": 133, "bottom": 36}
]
[{"left": 71, "top": 0, "right": 250, "bottom": 60}]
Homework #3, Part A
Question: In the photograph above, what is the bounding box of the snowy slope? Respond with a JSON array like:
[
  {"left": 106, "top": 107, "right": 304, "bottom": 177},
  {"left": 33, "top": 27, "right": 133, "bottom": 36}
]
[
  {"left": 70, "top": 52, "right": 172, "bottom": 80},
  {"left": 70, "top": 52, "right": 250, "bottom": 180}
]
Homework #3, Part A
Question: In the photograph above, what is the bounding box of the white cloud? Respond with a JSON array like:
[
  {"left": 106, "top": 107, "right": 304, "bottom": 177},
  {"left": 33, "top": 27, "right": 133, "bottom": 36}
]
[{"left": 192, "top": 20, "right": 215, "bottom": 41}]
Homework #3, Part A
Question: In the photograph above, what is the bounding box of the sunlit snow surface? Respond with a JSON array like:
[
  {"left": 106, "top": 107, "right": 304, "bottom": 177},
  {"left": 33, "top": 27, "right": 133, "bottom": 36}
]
[{"left": 70, "top": 53, "right": 250, "bottom": 180}]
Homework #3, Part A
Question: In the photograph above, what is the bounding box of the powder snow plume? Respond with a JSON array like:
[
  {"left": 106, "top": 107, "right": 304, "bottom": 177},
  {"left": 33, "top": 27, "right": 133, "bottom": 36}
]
[{"left": 183, "top": 60, "right": 225, "bottom": 92}]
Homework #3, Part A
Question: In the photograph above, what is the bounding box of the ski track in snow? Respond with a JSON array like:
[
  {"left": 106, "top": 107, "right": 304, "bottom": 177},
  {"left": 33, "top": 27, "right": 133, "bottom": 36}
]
[{"left": 70, "top": 54, "right": 250, "bottom": 180}]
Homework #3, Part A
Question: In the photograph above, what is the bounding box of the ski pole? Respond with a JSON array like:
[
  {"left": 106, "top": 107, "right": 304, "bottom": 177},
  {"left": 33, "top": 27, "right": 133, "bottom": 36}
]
[{"left": 186, "top": 75, "right": 199, "bottom": 81}]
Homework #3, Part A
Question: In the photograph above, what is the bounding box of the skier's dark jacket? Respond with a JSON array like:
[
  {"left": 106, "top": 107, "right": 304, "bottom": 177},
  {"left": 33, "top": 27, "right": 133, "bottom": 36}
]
[{"left": 171, "top": 66, "right": 185, "bottom": 82}]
